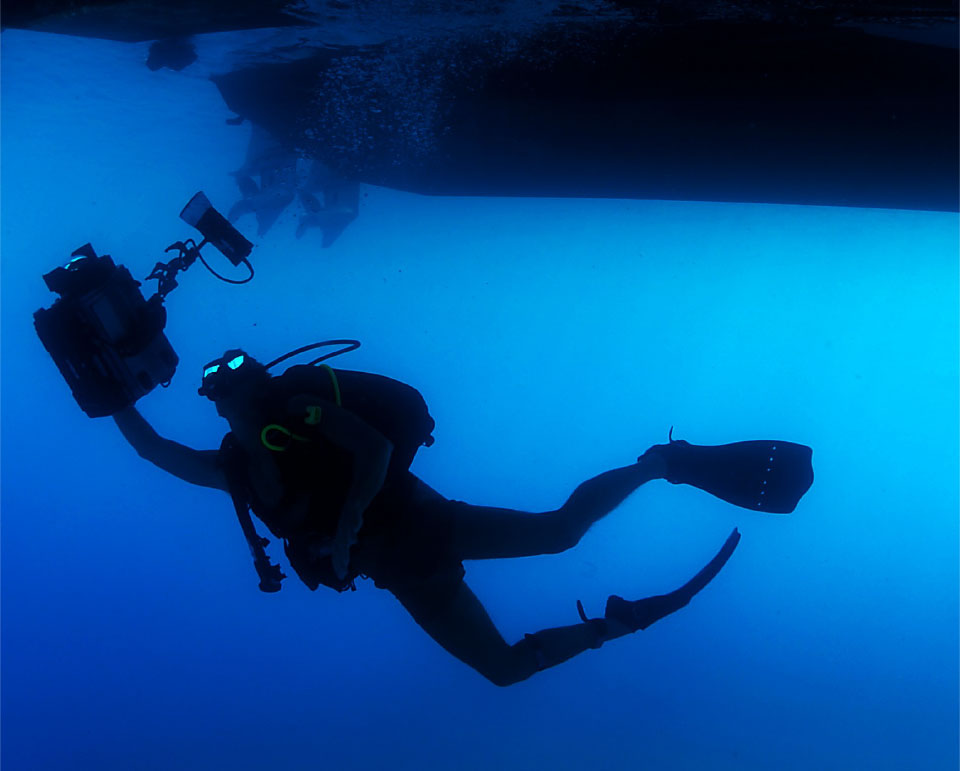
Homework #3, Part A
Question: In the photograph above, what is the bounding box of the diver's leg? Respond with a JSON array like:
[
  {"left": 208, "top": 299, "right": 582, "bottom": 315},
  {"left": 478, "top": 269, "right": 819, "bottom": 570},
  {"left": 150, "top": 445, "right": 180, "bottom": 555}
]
[
  {"left": 391, "top": 527, "right": 742, "bottom": 686},
  {"left": 441, "top": 455, "right": 666, "bottom": 561},
  {"left": 391, "top": 579, "right": 630, "bottom": 687}
]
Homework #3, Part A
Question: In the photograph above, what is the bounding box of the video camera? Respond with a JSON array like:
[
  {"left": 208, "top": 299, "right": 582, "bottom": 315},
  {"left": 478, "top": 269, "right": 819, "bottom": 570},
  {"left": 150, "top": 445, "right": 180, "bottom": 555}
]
[{"left": 34, "top": 192, "right": 254, "bottom": 417}]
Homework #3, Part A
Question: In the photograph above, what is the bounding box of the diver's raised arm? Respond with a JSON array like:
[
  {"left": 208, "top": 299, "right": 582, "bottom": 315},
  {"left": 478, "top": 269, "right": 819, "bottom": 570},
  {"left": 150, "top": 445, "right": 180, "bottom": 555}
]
[{"left": 113, "top": 404, "right": 229, "bottom": 492}]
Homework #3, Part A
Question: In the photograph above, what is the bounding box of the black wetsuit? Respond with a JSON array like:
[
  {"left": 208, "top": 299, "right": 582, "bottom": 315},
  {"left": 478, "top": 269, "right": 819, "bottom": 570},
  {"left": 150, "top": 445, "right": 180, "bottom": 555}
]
[
  {"left": 222, "top": 430, "right": 700, "bottom": 684},
  {"left": 222, "top": 435, "right": 466, "bottom": 614},
  {"left": 348, "top": 474, "right": 467, "bottom": 614}
]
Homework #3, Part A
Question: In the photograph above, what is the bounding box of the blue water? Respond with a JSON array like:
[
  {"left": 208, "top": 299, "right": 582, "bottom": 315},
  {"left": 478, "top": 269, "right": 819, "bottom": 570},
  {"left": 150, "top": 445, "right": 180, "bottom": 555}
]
[{"left": 2, "top": 27, "right": 958, "bottom": 771}]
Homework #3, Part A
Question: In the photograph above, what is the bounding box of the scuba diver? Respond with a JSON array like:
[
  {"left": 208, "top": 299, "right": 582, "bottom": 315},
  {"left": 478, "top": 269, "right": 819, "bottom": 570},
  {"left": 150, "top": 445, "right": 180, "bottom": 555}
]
[
  {"left": 111, "top": 345, "right": 814, "bottom": 687},
  {"left": 32, "top": 205, "right": 812, "bottom": 686}
]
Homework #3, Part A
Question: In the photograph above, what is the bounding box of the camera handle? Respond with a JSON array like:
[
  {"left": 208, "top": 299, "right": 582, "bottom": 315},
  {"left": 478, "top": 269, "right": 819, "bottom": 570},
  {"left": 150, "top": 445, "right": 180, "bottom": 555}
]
[{"left": 146, "top": 238, "right": 254, "bottom": 300}]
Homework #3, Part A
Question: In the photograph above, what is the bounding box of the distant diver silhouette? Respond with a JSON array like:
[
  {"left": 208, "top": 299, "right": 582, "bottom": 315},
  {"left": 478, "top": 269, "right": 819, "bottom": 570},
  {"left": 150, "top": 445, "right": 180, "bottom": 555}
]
[{"left": 228, "top": 126, "right": 358, "bottom": 246}]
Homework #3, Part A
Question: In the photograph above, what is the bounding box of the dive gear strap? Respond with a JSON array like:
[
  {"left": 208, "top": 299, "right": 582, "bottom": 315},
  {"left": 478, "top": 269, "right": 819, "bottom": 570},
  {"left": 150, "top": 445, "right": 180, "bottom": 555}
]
[{"left": 221, "top": 436, "right": 286, "bottom": 592}]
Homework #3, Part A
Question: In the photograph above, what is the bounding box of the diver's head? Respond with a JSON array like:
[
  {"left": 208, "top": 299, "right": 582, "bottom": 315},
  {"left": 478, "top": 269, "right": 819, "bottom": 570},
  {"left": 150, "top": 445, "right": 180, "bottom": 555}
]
[{"left": 198, "top": 349, "right": 271, "bottom": 419}]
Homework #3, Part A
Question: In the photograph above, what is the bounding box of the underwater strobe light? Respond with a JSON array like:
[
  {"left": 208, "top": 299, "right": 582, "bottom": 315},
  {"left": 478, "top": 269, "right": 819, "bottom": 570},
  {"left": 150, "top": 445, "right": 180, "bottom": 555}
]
[{"left": 33, "top": 192, "right": 255, "bottom": 417}]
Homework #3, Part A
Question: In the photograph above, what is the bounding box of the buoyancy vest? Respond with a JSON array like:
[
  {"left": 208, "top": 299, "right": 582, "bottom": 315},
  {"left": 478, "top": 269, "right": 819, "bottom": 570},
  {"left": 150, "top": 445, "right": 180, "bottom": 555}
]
[{"left": 220, "top": 364, "right": 435, "bottom": 593}]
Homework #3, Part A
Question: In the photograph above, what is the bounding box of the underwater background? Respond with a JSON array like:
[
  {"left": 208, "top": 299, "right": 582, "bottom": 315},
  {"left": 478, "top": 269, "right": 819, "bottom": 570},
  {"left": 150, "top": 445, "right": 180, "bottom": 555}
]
[{"left": 2, "top": 20, "right": 958, "bottom": 771}]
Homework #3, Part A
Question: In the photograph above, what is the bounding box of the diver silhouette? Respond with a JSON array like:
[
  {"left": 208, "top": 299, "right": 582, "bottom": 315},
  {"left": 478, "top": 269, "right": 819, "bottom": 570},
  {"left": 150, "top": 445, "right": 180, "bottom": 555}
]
[{"left": 114, "top": 349, "right": 812, "bottom": 686}]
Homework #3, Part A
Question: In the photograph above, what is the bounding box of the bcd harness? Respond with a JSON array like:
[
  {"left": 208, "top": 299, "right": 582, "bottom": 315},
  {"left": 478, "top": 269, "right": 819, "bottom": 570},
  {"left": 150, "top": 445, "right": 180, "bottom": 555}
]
[{"left": 222, "top": 364, "right": 435, "bottom": 593}]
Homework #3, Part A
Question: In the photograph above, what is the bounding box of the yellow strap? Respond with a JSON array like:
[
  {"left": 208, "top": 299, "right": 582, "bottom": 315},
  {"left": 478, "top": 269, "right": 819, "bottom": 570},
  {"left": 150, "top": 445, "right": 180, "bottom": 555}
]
[
  {"left": 260, "top": 423, "right": 310, "bottom": 452},
  {"left": 261, "top": 365, "right": 341, "bottom": 450},
  {"left": 320, "top": 364, "right": 342, "bottom": 406}
]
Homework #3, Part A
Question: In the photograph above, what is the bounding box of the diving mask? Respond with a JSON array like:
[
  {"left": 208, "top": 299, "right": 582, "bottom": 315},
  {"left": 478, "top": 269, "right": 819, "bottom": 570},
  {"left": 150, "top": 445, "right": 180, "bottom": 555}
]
[{"left": 198, "top": 351, "right": 258, "bottom": 400}]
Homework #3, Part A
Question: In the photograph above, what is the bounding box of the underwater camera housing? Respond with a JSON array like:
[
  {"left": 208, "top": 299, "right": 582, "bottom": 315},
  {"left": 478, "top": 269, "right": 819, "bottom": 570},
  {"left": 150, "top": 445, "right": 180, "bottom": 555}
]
[
  {"left": 34, "top": 246, "right": 177, "bottom": 417},
  {"left": 33, "top": 193, "right": 254, "bottom": 417}
]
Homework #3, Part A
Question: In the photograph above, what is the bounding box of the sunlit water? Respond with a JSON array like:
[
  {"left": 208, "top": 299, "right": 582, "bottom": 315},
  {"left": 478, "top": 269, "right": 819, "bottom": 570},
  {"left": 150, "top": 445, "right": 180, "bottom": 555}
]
[{"left": 2, "top": 24, "right": 957, "bottom": 771}]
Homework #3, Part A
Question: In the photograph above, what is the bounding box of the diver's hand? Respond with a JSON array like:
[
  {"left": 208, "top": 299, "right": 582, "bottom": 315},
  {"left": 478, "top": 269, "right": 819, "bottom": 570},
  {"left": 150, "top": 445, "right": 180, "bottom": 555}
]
[
  {"left": 332, "top": 503, "right": 364, "bottom": 580},
  {"left": 306, "top": 536, "right": 335, "bottom": 559},
  {"left": 331, "top": 528, "right": 356, "bottom": 580}
]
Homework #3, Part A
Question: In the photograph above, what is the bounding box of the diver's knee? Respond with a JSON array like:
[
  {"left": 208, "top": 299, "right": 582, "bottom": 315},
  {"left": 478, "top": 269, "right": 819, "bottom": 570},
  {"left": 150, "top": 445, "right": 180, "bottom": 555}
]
[
  {"left": 480, "top": 663, "right": 530, "bottom": 688},
  {"left": 541, "top": 509, "right": 587, "bottom": 554},
  {"left": 486, "top": 670, "right": 525, "bottom": 688},
  {"left": 479, "top": 642, "right": 540, "bottom": 687}
]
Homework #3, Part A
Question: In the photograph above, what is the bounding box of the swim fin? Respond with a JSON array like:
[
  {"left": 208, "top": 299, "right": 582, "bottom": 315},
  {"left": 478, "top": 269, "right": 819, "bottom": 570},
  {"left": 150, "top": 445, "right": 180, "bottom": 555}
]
[
  {"left": 641, "top": 431, "right": 814, "bottom": 514},
  {"left": 603, "top": 527, "right": 741, "bottom": 632}
]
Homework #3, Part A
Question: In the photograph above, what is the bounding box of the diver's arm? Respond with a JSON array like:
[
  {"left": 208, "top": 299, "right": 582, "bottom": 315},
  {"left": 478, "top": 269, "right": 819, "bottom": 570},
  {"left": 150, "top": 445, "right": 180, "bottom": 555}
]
[
  {"left": 329, "top": 436, "right": 391, "bottom": 578},
  {"left": 323, "top": 406, "right": 393, "bottom": 520},
  {"left": 113, "top": 405, "right": 229, "bottom": 492},
  {"left": 286, "top": 395, "right": 394, "bottom": 513},
  {"left": 287, "top": 396, "right": 393, "bottom": 577},
  {"left": 335, "top": 444, "right": 391, "bottom": 531}
]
